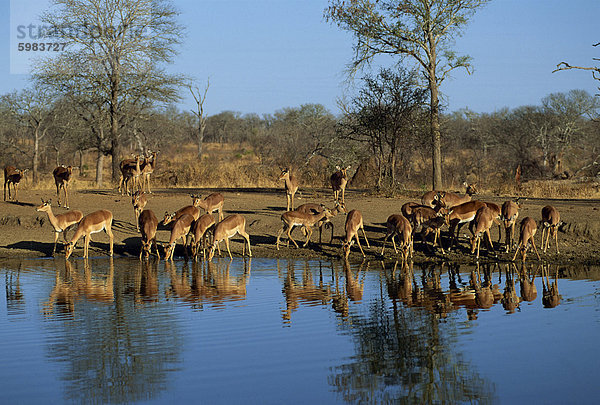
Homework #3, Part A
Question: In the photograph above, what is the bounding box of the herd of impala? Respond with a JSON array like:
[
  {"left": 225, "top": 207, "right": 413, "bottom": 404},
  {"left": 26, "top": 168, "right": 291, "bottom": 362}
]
[{"left": 3, "top": 158, "right": 562, "bottom": 263}]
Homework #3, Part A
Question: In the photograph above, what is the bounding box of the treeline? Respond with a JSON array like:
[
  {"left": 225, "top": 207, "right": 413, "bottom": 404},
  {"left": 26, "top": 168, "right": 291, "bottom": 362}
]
[{"left": 0, "top": 78, "right": 598, "bottom": 193}]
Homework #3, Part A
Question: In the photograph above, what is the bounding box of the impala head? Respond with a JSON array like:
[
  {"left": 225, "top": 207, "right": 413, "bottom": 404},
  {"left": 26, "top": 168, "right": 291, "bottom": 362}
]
[
  {"left": 65, "top": 242, "right": 75, "bottom": 259},
  {"left": 208, "top": 243, "right": 217, "bottom": 262},
  {"left": 191, "top": 194, "right": 202, "bottom": 207},
  {"left": 141, "top": 240, "right": 152, "bottom": 259},
  {"left": 162, "top": 211, "right": 176, "bottom": 225},
  {"left": 342, "top": 240, "right": 354, "bottom": 259},
  {"left": 162, "top": 242, "right": 175, "bottom": 260},
  {"left": 36, "top": 198, "right": 52, "bottom": 212},
  {"left": 278, "top": 168, "right": 291, "bottom": 181},
  {"left": 334, "top": 201, "right": 348, "bottom": 214},
  {"left": 464, "top": 182, "right": 478, "bottom": 196},
  {"left": 336, "top": 165, "right": 351, "bottom": 177},
  {"left": 132, "top": 190, "right": 143, "bottom": 204}
]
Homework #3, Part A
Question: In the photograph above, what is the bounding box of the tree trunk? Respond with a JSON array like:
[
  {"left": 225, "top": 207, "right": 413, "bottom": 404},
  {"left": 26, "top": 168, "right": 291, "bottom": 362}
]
[
  {"left": 95, "top": 151, "right": 104, "bottom": 187},
  {"left": 197, "top": 121, "right": 205, "bottom": 159},
  {"left": 111, "top": 138, "right": 121, "bottom": 184},
  {"left": 430, "top": 79, "right": 443, "bottom": 190},
  {"left": 32, "top": 127, "right": 40, "bottom": 185}
]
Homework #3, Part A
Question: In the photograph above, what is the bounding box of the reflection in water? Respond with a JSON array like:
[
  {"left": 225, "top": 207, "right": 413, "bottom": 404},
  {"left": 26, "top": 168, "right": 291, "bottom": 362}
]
[
  {"left": 5, "top": 264, "right": 25, "bottom": 316},
  {"left": 42, "top": 258, "right": 182, "bottom": 404},
  {"left": 329, "top": 260, "right": 497, "bottom": 403},
  {"left": 0, "top": 257, "right": 584, "bottom": 403},
  {"left": 542, "top": 264, "right": 561, "bottom": 308},
  {"left": 165, "top": 258, "right": 250, "bottom": 309}
]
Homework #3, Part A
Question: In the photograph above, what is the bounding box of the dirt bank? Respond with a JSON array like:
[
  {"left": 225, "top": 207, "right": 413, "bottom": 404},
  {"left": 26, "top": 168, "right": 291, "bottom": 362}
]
[{"left": 1, "top": 187, "right": 599, "bottom": 265}]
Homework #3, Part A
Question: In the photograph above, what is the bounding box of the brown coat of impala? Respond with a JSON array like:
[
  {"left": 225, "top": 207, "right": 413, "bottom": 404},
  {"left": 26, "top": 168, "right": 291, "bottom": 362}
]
[
  {"left": 541, "top": 205, "right": 560, "bottom": 254},
  {"left": 138, "top": 209, "right": 160, "bottom": 260},
  {"left": 501, "top": 199, "right": 520, "bottom": 253},
  {"left": 342, "top": 209, "right": 370, "bottom": 259},
  {"left": 163, "top": 213, "right": 195, "bottom": 261},
  {"left": 445, "top": 200, "right": 487, "bottom": 248},
  {"left": 36, "top": 199, "right": 84, "bottom": 255},
  {"left": 423, "top": 182, "right": 477, "bottom": 209},
  {"left": 192, "top": 192, "right": 225, "bottom": 221},
  {"left": 279, "top": 168, "right": 299, "bottom": 211},
  {"left": 132, "top": 191, "right": 148, "bottom": 232},
  {"left": 163, "top": 205, "right": 201, "bottom": 227},
  {"left": 512, "top": 217, "right": 541, "bottom": 262},
  {"left": 380, "top": 214, "right": 413, "bottom": 261},
  {"left": 276, "top": 207, "right": 332, "bottom": 250},
  {"left": 470, "top": 205, "right": 496, "bottom": 259},
  {"left": 208, "top": 214, "right": 252, "bottom": 261},
  {"left": 295, "top": 201, "right": 346, "bottom": 244},
  {"left": 190, "top": 213, "right": 216, "bottom": 260},
  {"left": 330, "top": 165, "right": 350, "bottom": 204},
  {"left": 53, "top": 165, "right": 73, "bottom": 209},
  {"left": 65, "top": 210, "right": 114, "bottom": 259},
  {"left": 4, "top": 165, "right": 27, "bottom": 202}
]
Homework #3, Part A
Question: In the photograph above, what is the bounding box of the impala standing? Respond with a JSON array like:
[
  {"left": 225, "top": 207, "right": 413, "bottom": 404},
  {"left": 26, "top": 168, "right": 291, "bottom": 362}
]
[
  {"left": 36, "top": 199, "right": 84, "bottom": 255},
  {"left": 192, "top": 192, "right": 225, "bottom": 221},
  {"left": 470, "top": 205, "right": 496, "bottom": 260},
  {"left": 444, "top": 200, "right": 487, "bottom": 249},
  {"left": 330, "top": 165, "right": 350, "bottom": 204},
  {"left": 4, "top": 165, "right": 27, "bottom": 202},
  {"left": 512, "top": 217, "right": 541, "bottom": 262},
  {"left": 53, "top": 165, "right": 74, "bottom": 209},
  {"left": 138, "top": 209, "right": 160, "bottom": 260},
  {"left": 132, "top": 191, "right": 148, "bottom": 232},
  {"left": 295, "top": 201, "right": 346, "bottom": 243},
  {"left": 190, "top": 213, "right": 216, "bottom": 260},
  {"left": 501, "top": 199, "right": 520, "bottom": 253},
  {"left": 163, "top": 214, "right": 195, "bottom": 261},
  {"left": 279, "top": 168, "right": 299, "bottom": 211},
  {"left": 342, "top": 209, "right": 370, "bottom": 259},
  {"left": 65, "top": 210, "right": 114, "bottom": 259},
  {"left": 208, "top": 214, "right": 252, "bottom": 261},
  {"left": 140, "top": 150, "right": 158, "bottom": 193},
  {"left": 541, "top": 205, "right": 560, "bottom": 254},
  {"left": 421, "top": 182, "right": 477, "bottom": 208},
  {"left": 276, "top": 206, "right": 333, "bottom": 250},
  {"left": 380, "top": 214, "right": 413, "bottom": 261}
]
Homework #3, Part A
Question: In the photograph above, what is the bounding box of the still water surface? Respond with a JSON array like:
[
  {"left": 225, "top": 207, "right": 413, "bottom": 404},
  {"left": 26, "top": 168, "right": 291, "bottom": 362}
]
[{"left": 1, "top": 257, "right": 599, "bottom": 404}]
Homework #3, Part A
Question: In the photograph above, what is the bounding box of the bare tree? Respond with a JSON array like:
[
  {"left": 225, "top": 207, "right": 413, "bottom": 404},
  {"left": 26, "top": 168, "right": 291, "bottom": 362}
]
[
  {"left": 325, "top": 0, "right": 490, "bottom": 189},
  {"left": 189, "top": 79, "right": 210, "bottom": 159},
  {"left": 554, "top": 42, "right": 600, "bottom": 97},
  {"left": 2, "top": 85, "right": 56, "bottom": 184},
  {"left": 35, "top": 0, "right": 185, "bottom": 183}
]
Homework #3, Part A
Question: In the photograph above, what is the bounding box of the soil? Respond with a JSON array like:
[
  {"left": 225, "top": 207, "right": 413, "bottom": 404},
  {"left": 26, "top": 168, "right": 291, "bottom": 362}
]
[{"left": 2, "top": 187, "right": 600, "bottom": 265}]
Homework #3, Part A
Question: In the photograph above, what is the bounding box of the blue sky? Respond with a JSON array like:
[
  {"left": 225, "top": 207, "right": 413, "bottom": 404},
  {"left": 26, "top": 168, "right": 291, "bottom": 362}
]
[{"left": 3, "top": 0, "right": 599, "bottom": 116}]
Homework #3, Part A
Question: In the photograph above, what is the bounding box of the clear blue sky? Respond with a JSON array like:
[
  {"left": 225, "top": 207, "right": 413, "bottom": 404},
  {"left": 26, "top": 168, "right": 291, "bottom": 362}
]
[{"left": 2, "top": 0, "right": 599, "bottom": 117}]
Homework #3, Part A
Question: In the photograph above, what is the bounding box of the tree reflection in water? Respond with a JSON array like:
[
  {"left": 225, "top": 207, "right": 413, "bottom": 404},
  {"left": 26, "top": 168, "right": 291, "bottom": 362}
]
[
  {"left": 42, "top": 258, "right": 182, "bottom": 404},
  {"left": 329, "top": 260, "right": 497, "bottom": 404}
]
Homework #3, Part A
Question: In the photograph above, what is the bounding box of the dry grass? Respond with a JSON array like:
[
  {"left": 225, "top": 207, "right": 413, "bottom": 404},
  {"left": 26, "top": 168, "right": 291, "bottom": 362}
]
[{"left": 12, "top": 142, "right": 600, "bottom": 199}]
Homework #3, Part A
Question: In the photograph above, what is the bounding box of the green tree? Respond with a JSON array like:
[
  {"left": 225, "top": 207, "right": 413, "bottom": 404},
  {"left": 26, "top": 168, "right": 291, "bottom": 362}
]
[{"left": 325, "top": 0, "right": 490, "bottom": 189}]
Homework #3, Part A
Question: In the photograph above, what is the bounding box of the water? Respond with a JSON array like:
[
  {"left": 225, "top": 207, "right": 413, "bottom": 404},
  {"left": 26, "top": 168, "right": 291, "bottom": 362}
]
[{"left": 1, "top": 257, "right": 599, "bottom": 404}]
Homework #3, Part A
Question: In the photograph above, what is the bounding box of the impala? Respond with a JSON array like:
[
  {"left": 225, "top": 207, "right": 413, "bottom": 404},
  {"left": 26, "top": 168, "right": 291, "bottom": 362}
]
[
  {"left": 191, "top": 192, "right": 225, "bottom": 221},
  {"left": 400, "top": 201, "right": 421, "bottom": 223},
  {"left": 342, "top": 209, "right": 370, "bottom": 258},
  {"left": 276, "top": 206, "right": 333, "bottom": 250},
  {"left": 411, "top": 205, "right": 446, "bottom": 254},
  {"left": 501, "top": 199, "right": 520, "bottom": 252},
  {"left": 190, "top": 213, "right": 216, "bottom": 260},
  {"left": 541, "top": 205, "right": 560, "bottom": 254},
  {"left": 208, "top": 214, "right": 252, "bottom": 261},
  {"left": 444, "top": 200, "right": 486, "bottom": 249},
  {"left": 132, "top": 191, "right": 148, "bottom": 232},
  {"left": 470, "top": 205, "right": 496, "bottom": 259},
  {"left": 140, "top": 150, "right": 158, "bottom": 193},
  {"left": 380, "top": 214, "right": 413, "bottom": 261},
  {"left": 53, "top": 165, "right": 74, "bottom": 208},
  {"left": 541, "top": 264, "right": 561, "bottom": 308},
  {"left": 330, "top": 165, "right": 350, "bottom": 204},
  {"left": 421, "top": 182, "right": 477, "bottom": 208},
  {"left": 4, "top": 165, "right": 27, "bottom": 202},
  {"left": 138, "top": 209, "right": 160, "bottom": 260},
  {"left": 163, "top": 204, "right": 201, "bottom": 227},
  {"left": 65, "top": 210, "right": 114, "bottom": 259},
  {"left": 118, "top": 154, "right": 142, "bottom": 195},
  {"left": 512, "top": 217, "right": 541, "bottom": 262},
  {"left": 279, "top": 168, "right": 299, "bottom": 211},
  {"left": 295, "top": 201, "right": 347, "bottom": 243},
  {"left": 36, "top": 199, "right": 84, "bottom": 255},
  {"left": 163, "top": 213, "right": 195, "bottom": 261}
]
